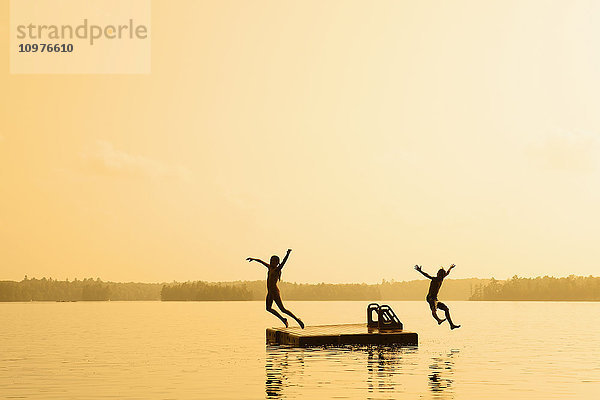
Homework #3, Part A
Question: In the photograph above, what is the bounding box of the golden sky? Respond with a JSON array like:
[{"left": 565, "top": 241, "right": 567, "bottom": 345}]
[{"left": 2, "top": 1, "right": 600, "bottom": 283}]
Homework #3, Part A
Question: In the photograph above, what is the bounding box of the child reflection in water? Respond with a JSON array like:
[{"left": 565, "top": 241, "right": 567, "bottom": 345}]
[{"left": 247, "top": 249, "right": 304, "bottom": 329}]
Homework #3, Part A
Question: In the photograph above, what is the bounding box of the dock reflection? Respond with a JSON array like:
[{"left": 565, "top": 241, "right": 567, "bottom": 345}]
[
  {"left": 265, "top": 346, "right": 305, "bottom": 398},
  {"left": 266, "top": 345, "right": 418, "bottom": 399},
  {"left": 366, "top": 347, "right": 405, "bottom": 394}
]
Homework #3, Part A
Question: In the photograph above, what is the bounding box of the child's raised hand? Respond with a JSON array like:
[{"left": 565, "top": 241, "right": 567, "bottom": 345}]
[
  {"left": 414, "top": 265, "right": 421, "bottom": 271},
  {"left": 287, "top": 249, "right": 292, "bottom": 253},
  {"left": 246, "top": 257, "right": 254, "bottom": 262}
]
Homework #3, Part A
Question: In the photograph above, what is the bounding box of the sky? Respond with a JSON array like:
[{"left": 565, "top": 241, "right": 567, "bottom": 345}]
[{"left": 2, "top": 1, "right": 600, "bottom": 283}]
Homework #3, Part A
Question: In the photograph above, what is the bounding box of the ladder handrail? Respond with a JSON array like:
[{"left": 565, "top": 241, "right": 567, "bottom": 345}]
[{"left": 366, "top": 303, "right": 403, "bottom": 330}]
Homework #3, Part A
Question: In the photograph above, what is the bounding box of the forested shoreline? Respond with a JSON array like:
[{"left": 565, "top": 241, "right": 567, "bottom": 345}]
[
  {"left": 0, "top": 277, "right": 483, "bottom": 302},
  {"left": 469, "top": 275, "right": 600, "bottom": 301},
  {"left": 0, "top": 277, "right": 162, "bottom": 302},
  {"left": 0, "top": 277, "right": 486, "bottom": 302},
  {"left": 1, "top": 275, "right": 598, "bottom": 302}
]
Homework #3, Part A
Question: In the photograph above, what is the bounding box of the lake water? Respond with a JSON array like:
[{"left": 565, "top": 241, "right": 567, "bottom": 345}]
[{"left": 1, "top": 301, "right": 599, "bottom": 399}]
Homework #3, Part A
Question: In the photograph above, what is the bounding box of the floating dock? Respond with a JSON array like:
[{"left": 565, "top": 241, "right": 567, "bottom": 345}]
[{"left": 266, "top": 323, "right": 418, "bottom": 347}]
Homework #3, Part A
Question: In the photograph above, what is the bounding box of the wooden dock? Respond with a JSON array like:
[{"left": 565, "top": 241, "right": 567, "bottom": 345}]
[{"left": 266, "top": 323, "right": 418, "bottom": 347}]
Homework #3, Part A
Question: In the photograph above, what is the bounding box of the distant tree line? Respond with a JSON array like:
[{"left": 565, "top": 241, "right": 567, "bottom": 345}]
[
  {"left": 470, "top": 275, "right": 600, "bottom": 301},
  {"left": 160, "top": 278, "right": 487, "bottom": 301},
  {"left": 378, "top": 278, "right": 485, "bottom": 301},
  {"left": 0, "top": 277, "right": 162, "bottom": 302},
  {"left": 9, "top": 275, "right": 596, "bottom": 302},
  {"left": 0, "top": 277, "right": 489, "bottom": 302},
  {"left": 161, "top": 281, "right": 252, "bottom": 301}
]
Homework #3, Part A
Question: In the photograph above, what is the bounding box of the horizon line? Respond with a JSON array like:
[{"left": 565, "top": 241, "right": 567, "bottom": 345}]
[{"left": 3, "top": 274, "right": 598, "bottom": 285}]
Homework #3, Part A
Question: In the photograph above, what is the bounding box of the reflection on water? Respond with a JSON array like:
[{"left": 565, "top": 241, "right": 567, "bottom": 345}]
[
  {"left": 428, "top": 349, "right": 459, "bottom": 398},
  {"left": 266, "top": 345, "right": 420, "bottom": 399},
  {"left": 265, "top": 349, "right": 283, "bottom": 397},
  {"left": 265, "top": 347, "right": 297, "bottom": 398},
  {"left": 366, "top": 346, "right": 413, "bottom": 395},
  {"left": 266, "top": 345, "right": 458, "bottom": 399},
  {"left": 265, "top": 346, "right": 304, "bottom": 399}
]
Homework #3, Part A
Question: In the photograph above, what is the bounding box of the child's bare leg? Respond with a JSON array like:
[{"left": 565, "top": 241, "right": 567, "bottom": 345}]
[
  {"left": 275, "top": 298, "right": 304, "bottom": 329},
  {"left": 429, "top": 301, "right": 446, "bottom": 324},
  {"left": 431, "top": 309, "right": 446, "bottom": 325},
  {"left": 268, "top": 308, "right": 288, "bottom": 327},
  {"left": 266, "top": 295, "right": 288, "bottom": 327},
  {"left": 438, "top": 302, "right": 460, "bottom": 330}
]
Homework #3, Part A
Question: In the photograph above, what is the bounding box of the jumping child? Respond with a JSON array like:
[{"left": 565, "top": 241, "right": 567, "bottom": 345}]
[
  {"left": 414, "top": 264, "right": 461, "bottom": 330},
  {"left": 247, "top": 249, "right": 304, "bottom": 328}
]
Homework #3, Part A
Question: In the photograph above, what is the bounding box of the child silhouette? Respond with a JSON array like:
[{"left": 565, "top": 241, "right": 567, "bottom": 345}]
[
  {"left": 415, "top": 264, "right": 461, "bottom": 330},
  {"left": 247, "top": 249, "right": 304, "bottom": 328}
]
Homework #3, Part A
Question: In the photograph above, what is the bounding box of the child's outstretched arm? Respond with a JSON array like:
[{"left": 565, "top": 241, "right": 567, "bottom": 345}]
[
  {"left": 414, "top": 265, "right": 433, "bottom": 279},
  {"left": 277, "top": 249, "right": 292, "bottom": 270},
  {"left": 246, "top": 257, "right": 269, "bottom": 268},
  {"left": 445, "top": 264, "right": 456, "bottom": 277}
]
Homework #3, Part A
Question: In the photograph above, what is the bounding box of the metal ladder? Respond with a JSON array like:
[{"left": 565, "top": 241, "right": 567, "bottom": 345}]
[{"left": 367, "top": 303, "right": 403, "bottom": 330}]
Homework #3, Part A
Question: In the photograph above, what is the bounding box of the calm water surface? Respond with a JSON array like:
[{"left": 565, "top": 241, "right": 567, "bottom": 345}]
[{"left": 1, "top": 301, "right": 599, "bottom": 399}]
